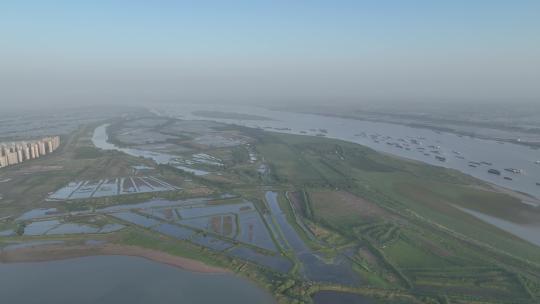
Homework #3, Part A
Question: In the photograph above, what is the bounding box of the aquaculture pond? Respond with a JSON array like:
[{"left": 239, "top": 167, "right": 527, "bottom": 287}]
[
  {"left": 16, "top": 208, "right": 58, "bottom": 221},
  {"left": 227, "top": 246, "right": 292, "bottom": 273},
  {"left": 265, "top": 191, "right": 361, "bottom": 285},
  {"left": 48, "top": 176, "right": 177, "bottom": 201},
  {"left": 22, "top": 220, "right": 125, "bottom": 236},
  {"left": 101, "top": 197, "right": 293, "bottom": 273}
]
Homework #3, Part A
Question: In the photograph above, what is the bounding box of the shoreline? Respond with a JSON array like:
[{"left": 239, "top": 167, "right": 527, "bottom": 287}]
[
  {"left": 293, "top": 110, "right": 540, "bottom": 149},
  {"left": 0, "top": 243, "right": 229, "bottom": 274}
]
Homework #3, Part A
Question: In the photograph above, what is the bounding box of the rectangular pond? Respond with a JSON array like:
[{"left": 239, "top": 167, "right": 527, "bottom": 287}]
[
  {"left": 152, "top": 223, "right": 196, "bottom": 240},
  {"left": 110, "top": 212, "right": 161, "bottom": 228},
  {"left": 48, "top": 176, "right": 178, "bottom": 201},
  {"left": 265, "top": 191, "right": 362, "bottom": 285},
  {"left": 227, "top": 246, "right": 292, "bottom": 273}
]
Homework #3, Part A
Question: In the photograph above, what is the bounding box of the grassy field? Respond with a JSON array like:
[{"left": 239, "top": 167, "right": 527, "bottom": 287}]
[
  {"left": 252, "top": 130, "right": 540, "bottom": 303},
  {"left": 0, "top": 122, "right": 209, "bottom": 219},
  {"left": 3, "top": 119, "right": 540, "bottom": 303}
]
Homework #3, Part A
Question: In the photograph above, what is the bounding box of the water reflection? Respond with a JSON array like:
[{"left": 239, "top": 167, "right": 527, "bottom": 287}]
[
  {"left": 0, "top": 256, "right": 276, "bottom": 304},
  {"left": 92, "top": 124, "right": 210, "bottom": 176},
  {"left": 156, "top": 104, "right": 540, "bottom": 199}
]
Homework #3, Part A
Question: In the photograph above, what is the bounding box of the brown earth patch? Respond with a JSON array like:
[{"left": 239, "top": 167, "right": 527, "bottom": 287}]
[
  {"left": 287, "top": 191, "right": 306, "bottom": 216},
  {"left": 222, "top": 216, "right": 233, "bottom": 236},
  {"left": 310, "top": 190, "right": 390, "bottom": 221},
  {"left": 357, "top": 247, "right": 380, "bottom": 266},
  {"left": 0, "top": 243, "right": 228, "bottom": 274},
  {"left": 211, "top": 216, "right": 221, "bottom": 234}
]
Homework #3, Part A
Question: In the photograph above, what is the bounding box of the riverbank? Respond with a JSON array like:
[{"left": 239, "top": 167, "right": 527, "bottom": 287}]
[
  {"left": 0, "top": 243, "right": 229, "bottom": 274},
  {"left": 0, "top": 254, "right": 276, "bottom": 304},
  {"left": 294, "top": 110, "right": 540, "bottom": 149},
  {"left": 154, "top": 104, "right": 540, "bottom": 199}
]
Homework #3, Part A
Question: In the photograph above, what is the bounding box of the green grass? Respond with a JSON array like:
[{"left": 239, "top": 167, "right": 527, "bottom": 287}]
[
  {"left": 251, "top": 130, "right": 540, "bottom": 301},
  {"left": 4, "top": 120, "right": 540, "bottom": 303},
  {"left": 73, "top": 146, "right": 104, "bottom": 159},
  {"left": 383, "top": 239, "right": 452, "bottom": 269},
  {"left": 411, "top": 268, "right": 531, "bottom": 302},
  {"left": 257, "top": 142, "right": 323, "bottom": 185},
  {"left": 119, "top": 228, "right": 230, "bottom": 267},
  {"left": 256, "top": 131, "right": 540, "bottom": 265}
]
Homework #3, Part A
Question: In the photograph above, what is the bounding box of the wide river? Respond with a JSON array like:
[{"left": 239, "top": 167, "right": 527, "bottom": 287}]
[
  {"left": 0, "top": 255, "right": 275, "bottom": 304},
  {"left": 152, "top": 104, "right": 540, "bottom": 200},
  {"left": 93, "top": 104, "right": 540, "bottom": 246}
]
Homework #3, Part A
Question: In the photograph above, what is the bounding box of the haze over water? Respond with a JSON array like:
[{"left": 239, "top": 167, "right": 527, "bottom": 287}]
[
  {"left": 1, "top": 1, "right": 539, "bottom": 108},
  {"left": 154, "top": 104, "right": 540, "bottom": 200},
  {"left": 1, "top": 2, "right": 540, "bottom": 303}
]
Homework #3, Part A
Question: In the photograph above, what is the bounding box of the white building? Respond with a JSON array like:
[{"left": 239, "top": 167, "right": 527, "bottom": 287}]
[{"left": 0, "top": 136, "right": 60, "bottom": 169}]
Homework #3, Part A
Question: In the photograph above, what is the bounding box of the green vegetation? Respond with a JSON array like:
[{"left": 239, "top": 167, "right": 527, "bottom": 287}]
[
  {"left": 252, "top": 131, "right": 540, "bottom": 303},
  {"left": 3, "top": 119, "right": 540, "bottom": 304},
  {"left": 73, "top": 146, "right": 104, "bottom": 159}
]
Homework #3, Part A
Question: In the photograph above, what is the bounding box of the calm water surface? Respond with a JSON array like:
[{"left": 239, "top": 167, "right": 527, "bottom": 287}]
[
  {"left": 152, "top": 104, "right": 540, "bottom": 247},
  {"left": 156, "top": 104, "right": 540, "bottom": 199},
  {"left": 93, "top": 105, "right": 540, "bottom": 247},
  {"left": 0, "top": 255, "right": 275, "bottom": 304},
  {"left": 313, "top": 291, "right": 374, "bottom": 304}
]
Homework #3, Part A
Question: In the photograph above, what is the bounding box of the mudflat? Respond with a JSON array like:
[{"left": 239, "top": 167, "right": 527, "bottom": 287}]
[{"left": 0, "top": 243, "right": 228, "bottom": 274}]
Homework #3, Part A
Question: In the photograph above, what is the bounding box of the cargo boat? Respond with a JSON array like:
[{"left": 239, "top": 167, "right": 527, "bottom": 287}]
[
  {"left": 504, "top": 168, "right": 523, "bottom": 174},
  {"left": 488, "top": 169, "right": 501, "bottom": 175}
]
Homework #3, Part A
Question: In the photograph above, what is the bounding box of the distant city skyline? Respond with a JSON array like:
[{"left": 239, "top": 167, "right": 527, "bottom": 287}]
[
  {"left": 0, "top": 136, "right": 60, "bottom": 168},
  {"left": 1, "top": 1, "right": 539, "bottom": 106}
]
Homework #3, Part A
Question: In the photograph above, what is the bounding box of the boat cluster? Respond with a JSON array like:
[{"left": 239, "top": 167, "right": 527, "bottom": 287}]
[{"left": 356, "top": 131, "right": 540, "bottom": 188}]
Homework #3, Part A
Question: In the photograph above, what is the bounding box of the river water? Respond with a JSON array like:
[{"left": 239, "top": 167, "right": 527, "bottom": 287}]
[
  {"left": 0, "top": 255, "right": 275, "bottom": 304},
  {"left": 153, "top": 104, "right": 540, "bottom": 200},
  {"left": 92, "top": 124, "right": 209, "bottom": 175},
  {"left": 92, "top": 104, "right": 540, "bottom": 246}
]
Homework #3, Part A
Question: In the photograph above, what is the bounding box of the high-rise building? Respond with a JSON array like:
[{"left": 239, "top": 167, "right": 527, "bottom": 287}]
[
  {"left": 0, "top": 136, "right": 60, "bottom": 169},
  {"left": 38, "top": 142, "right": 46, "bottom": 156},
  {"left": 0, "top": 148, "right": 8, "bottom": 168},
  {"left": 16, "top": 146, "right": 24, "bottom": 163},
  {"left": 30, "top": 144, "right": 36, "bottom": 159},
  {"left": 23, "top": 144, "right": 30, "bottom": 160},
  {"left": 6, "top": 148, "right": 19, "bottom": 165},
  {"left": 0, "top": 157, "right": 7, "bottom": 168}
]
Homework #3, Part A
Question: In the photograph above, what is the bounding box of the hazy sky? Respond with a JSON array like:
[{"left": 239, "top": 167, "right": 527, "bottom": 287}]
[{"left": 1, "top": 1, "right": 539, "bottom": 107}]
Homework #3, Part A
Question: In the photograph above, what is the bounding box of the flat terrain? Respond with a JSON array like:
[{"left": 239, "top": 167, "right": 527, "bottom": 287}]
[{"left": 2, "top": 115, "right": 540, "bottom": 304}]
